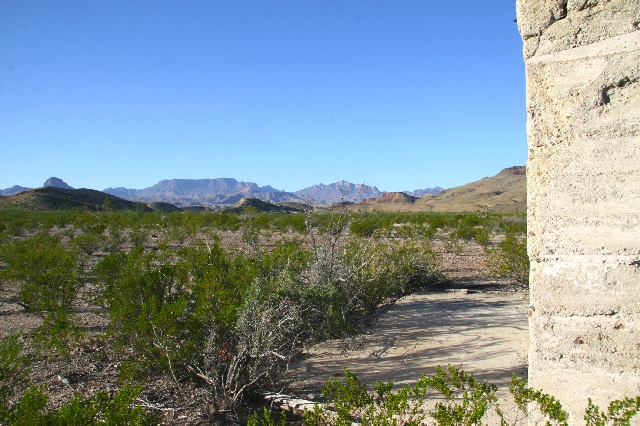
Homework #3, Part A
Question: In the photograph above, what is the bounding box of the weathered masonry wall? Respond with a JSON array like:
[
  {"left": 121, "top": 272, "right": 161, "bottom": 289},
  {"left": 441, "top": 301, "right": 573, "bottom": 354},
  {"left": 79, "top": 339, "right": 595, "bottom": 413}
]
[{"left": 516, "top": 0, "right": 640, "bottom": 423}]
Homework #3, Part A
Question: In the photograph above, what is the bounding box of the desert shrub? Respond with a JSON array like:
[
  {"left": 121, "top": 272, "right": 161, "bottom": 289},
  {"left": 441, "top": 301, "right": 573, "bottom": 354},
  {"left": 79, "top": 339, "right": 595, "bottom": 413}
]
[
  {"left": 300, "top": 209, "right": 445, "bottom": 325},
  {"left": 1, "top": 208, "right": 453, "bottom": 420},
  {"left": 350, "top": 214, "right": 393, "bottom": 238},
  {"left": 4, "top": 233, "right": 81, "bottom": 310},
  {"left": 452, "top": 215, "right": 491, "bottom": 246},
  {"left": 91, "top": 385, "right": 161, "bottom": 426},
  {"left": 584, "top": 396, "right": 640, "bottom": 426},
  {"left": 32, "top": 210, "right": 72, "bottom": 230},
  {"left": 425, "top": 365, "right": 502, "bottom": 426},
  {"left": 0, "top": 232, "right": 84, "bottom": 356},
  {"left": 307, "top": 366, "right": 639, "bottom": 426},
  {"left": 0, "top": 335, "right": 31, "bottom": 420},
  {"left": 485, "top": 232, "right": 529, "bottom": 285},
  {"left": 199, "top": 287, "right": 308, "bottom": 411},
  {"left": 247, "top": 407, "right": 288, "bottom": 426},
  {"left": 3, "top": 213, "right": 38, "bottom": 236},
  {"left": 392, "top": 222, "right": 435, "bottom": 239},
  {"left": 270, "top": 213, "right": 306, "bottom": 233},
  {"left": 3, "top": 385, "right": 159, "bottom": 426},
  {"left": 509, "top": 374, "right": 568, "bottom": 425},
  {"left": 103, "top": 221, "right": 127, "bottom": 253},
  {"left": 1, "top": 335, "right": 158, "bottom": 425},
  {"left": 70, "top": 231, "right": 103, "bottom": 256},
  {"left": 96, "top": 236, "right": 261, "bottom": 383},
  {"left": 50, "top": 391, "right": 101, "bottom": 425},
  {"left": 341, "top": 237, "right": 442, "bottom": 313},
  {"left": 96, "top": 246, "right": 203, "bottom": 380},
  {"left": 71, "top": 208, "right": 107, "bottom": 236},
  {"left": 183, "top": 209, "right": 444, "bottom": 413},
  {"left": 2, "top": 385, "right": 49, "bottom": 426},
  {"left": 305, "top": 367, "right": 430, "bottom": 426},
  {"left": 127, "top": 223, "right": 148, "bottom": 247},
  {"left": 498, "top": 214, "right": 527, "bottom": 235}
]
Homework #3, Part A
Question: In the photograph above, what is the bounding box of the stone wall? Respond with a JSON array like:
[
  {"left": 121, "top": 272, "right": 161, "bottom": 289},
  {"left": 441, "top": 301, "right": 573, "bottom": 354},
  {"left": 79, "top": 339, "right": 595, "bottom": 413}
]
[{"left": 516, "top": 0, "right": 640, "bottom": 422}]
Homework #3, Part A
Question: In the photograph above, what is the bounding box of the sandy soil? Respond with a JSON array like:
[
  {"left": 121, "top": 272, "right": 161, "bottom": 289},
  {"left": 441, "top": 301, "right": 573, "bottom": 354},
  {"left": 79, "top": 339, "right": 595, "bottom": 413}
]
[
  {"left": 283, "top": 290, "right": 529, "bottom": 395},
  {"left": 280, "top": 239, "right": 530, "bottom": 418}
]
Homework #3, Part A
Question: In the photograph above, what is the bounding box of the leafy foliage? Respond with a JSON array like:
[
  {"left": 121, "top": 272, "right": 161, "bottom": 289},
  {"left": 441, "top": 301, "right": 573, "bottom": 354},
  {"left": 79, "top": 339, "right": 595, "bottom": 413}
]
[
  {"left": 247, "top": 407, "right": 288, "bottom": 426},
  {"left": 307, "top": 366, "right": 639, "bottom": 426},
  {"left": 0, "top": 233, "right": 84, "bottom": 356},
  {"left": 584, "top": 396, "right": 640, "bottom": 426},
  {"left": 0, "top": 336, "right": 159, "bottom": 425},
  {"left": 424, "top": 365, "right": 501, "bottom": 426},
  {"left": 485, "top": 232, "right": 529, "bottom": 285},
  {"left": 0, "top": 335, "right": 31, "bottom": 420}
]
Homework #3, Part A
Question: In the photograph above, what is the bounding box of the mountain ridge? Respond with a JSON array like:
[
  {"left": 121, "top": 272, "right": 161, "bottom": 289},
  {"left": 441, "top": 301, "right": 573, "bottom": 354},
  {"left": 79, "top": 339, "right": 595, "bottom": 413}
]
[
  {"left": 2, "top": 177, "right": 447, "bottom": 208},
  {"left": 0, "top": 186, "right": 180, "bottom": 213},
  {"left": 349, "top": 167, "right": 526, "bottom": 212},
  {"left": 104, "top": 178, "right": 304, "bottom": 207}
]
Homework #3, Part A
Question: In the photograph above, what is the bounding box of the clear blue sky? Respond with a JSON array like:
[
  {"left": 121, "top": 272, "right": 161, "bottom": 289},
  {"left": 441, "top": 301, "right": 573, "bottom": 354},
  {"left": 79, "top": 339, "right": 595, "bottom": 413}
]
[{"left": 1, "top": 1, "right": 526, "bottom": 192}]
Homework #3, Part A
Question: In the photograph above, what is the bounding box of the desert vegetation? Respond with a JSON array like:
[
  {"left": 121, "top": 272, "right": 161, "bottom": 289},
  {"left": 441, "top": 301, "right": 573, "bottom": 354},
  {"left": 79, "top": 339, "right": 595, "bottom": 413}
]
[
  {"left": 0, "top": 205, "right": 534, "bottom": 424},
  {"left": 247, "top": 366, "right": 638, "bottom": 426}
]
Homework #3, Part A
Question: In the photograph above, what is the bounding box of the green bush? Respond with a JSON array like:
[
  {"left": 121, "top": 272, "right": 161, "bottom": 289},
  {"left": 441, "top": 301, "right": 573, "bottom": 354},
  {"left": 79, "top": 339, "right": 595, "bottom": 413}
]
[
  {"left": 305, "top": 367, "right": 429, "bottom": 426},
  {"left": 247, "top": 407, "right": 287, "bottom": 426},
  {"left": 4, "top": 385, "right": 49, "bottom": 426},
  {"left": 584, "top": 396, "right": 640, "bottom": 426},
  {"left": 97, "top": 246, "right": 204, "bottom": 380},
  {"left": 0, "top": 233, "right": 84, "bottom": 356},
  {"left": 485, "top": 233, "right": 529, "bottom": 285},
  {"left": 0, "top": 335, "right": 31, "bottom": 420},
  {"left": 306, "top": 366, "right": 639, "bottom": 426},
  {"left": 0, "top": 336, "right": 158, "bottom": 425}
]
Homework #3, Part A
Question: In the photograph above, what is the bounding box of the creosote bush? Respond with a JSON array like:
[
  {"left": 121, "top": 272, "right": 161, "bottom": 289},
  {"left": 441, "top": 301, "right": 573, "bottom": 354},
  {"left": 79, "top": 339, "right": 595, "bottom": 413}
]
[
  {"left": 303, "top": 366, "right": 639, "bottom": 426},
  {"left": 0, "top": 335, "right": 160, "bottom": 425},
  {"left": 485, "top": 232, "right": 529, "bottom": 285},
  {"left": 0, "top": 232, "right": 84, "bottom": 357}
]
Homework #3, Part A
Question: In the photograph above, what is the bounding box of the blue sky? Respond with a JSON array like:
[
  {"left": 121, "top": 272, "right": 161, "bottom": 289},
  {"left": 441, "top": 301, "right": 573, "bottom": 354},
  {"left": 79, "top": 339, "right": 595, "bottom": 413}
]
[{"left": 1, "top": 1, "right": 526, "bottom": 192}]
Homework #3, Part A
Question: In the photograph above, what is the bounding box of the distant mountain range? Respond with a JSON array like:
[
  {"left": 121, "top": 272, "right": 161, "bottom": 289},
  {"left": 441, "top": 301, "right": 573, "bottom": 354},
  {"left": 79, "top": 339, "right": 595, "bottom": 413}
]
[
  {"left": 104, "top": 178, "right": 305, "bottom": 207},
  {"left": 1, "top": 177, "right": 444, "bottom": 207},
  {"left": 293, "top": 181, "right": 383, "bottom": 205},
  {"left": 0, "top": 185, "right": 31, "bottom": 196},
  {"left": 2, "top": 168, "right": 527, "bottom": 213},
  {"left": 1, "top": 177, "right": 74, "bottom": 196},
  {"left": 403, "top": 187, "right": 445, "bottom": 198}
]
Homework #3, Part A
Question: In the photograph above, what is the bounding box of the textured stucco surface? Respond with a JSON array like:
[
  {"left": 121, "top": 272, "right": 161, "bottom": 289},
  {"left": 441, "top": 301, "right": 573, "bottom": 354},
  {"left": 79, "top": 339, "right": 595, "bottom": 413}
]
[{"left": 517, "top": 0, "right": 640, "bottom": 423}]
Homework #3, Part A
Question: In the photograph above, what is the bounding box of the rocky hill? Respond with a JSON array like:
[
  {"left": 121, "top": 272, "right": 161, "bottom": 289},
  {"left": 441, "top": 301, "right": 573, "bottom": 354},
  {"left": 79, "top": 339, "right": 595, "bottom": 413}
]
[
  {"left": 43, "top": 177, "right": 74, "bottom": 190},
  {"left": 416, "top": 166, "right": 526, "bottom": 212},
  {"left": 0, "top": 176, "right": 73, "bottom": 196},
  {"left": 221, "top": 197, "right": 306, "bottom": 214},
  {"left": 104, "top": 178, "right": 305, "bottom": 207},
  {"left": 0, "top": 186, "right": 180, "bottom": 212},
  {"left": 3, "top": 177, "right": 445, "bottom": 208},
  {"left": 350, "top": 167, "right": 525, "bottom": 212},
  {"left": 361, "top": 192, "right": 419, "bottom": 204}
]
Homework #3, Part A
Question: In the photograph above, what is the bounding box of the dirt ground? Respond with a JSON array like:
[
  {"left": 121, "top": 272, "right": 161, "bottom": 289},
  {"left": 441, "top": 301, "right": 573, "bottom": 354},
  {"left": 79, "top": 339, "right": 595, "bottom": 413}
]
[{"left": 280, "top": 239, "right": 530, "bottom": 419}]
